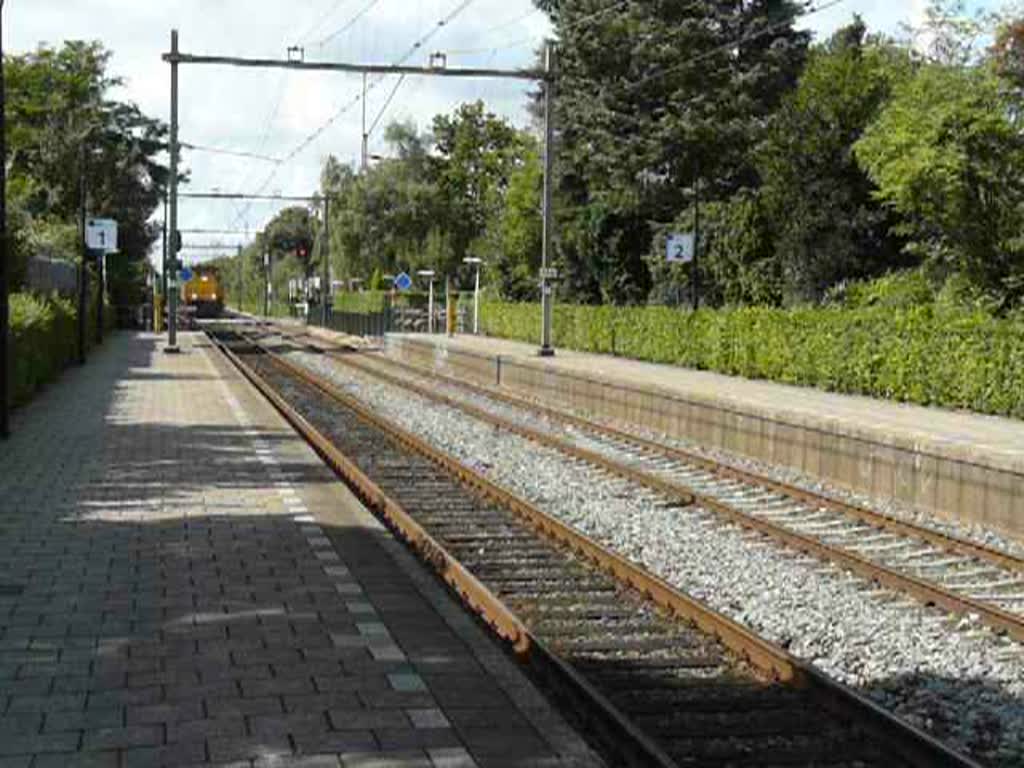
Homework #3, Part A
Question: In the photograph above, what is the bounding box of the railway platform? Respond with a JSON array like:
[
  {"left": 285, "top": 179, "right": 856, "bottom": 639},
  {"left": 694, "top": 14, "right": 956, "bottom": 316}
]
[
  {"left": 0, "top": 331, "right": 601, "bottom": 768},
  {"left": 384, "top": 332, "right": 1024, "bottom": 540}
]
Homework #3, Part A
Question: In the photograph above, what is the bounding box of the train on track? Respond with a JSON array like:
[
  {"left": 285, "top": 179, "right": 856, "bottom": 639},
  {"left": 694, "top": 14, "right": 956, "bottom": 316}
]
[{"left": 181, "top": 265, "right": 224, "bottom": 318}]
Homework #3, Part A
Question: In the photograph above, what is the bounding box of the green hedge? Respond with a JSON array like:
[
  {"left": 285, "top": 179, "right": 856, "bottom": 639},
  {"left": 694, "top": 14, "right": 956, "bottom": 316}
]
[
  {"left": 480, "top": 301, "right": 1024, "bottom": 418},
  {"left": 331, "top": 291, "right": 387, "bottom": 313},
  {"left": 9, "top": 291, "right": 110, "bottom": 407}
]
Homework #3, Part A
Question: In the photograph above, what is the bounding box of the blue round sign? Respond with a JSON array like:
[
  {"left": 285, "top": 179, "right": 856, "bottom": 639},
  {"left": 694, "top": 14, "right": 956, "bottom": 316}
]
[
  {"left": 393, "top": 271, "right": 412, "bottom": 291},
  {"left": 180, "top": 267, "right": 193, "bottom": 282}
]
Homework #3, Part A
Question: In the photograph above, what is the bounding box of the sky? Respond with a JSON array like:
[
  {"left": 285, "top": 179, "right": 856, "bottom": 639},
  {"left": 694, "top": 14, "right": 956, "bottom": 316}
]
[{"left": 10, "top": 0, "right": 937, "bottom": 268}]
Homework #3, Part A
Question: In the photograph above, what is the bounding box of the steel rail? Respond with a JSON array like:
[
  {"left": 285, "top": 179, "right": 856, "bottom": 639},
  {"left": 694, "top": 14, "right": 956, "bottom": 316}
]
[
  {"left": 341, "top": 341, "right": 1024, "bottom": 576},
  {"left": 295, "top": 338, "right": 1024, "bottom": 645},
  {"left": 209, "top": 334, "right": 677, "bottom": 768},
  {"left": 226, "top": 329, "right": 978, "bottom": 768}
]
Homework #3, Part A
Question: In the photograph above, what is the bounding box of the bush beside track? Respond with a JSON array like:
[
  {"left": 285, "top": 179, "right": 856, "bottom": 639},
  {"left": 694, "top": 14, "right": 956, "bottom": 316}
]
[
  {"left": 9, "top": 291, "right": 111, "bottom": 407},
  {"left": 480, "top": 300, "right": 1024, "bottom": 418}
]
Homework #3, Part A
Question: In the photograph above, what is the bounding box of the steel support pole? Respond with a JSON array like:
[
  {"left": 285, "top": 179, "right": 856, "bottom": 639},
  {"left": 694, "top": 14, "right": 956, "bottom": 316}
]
[
  {"left": 321, "top": 196, "right": 329, "bottom": 327},
  {"left": 166, "top": 29, "right": 180, "bottom": 352},
  {"left": 97, "top": 252, "right": 104, "bottom": 345},
  {"left": 0, "top": 0, "right": 8, "bottom": 439},
  {"left": 538, "top": 42, "right": 555, "bottom": 357},
  {"left": 428, "top": 279, "right": 434, "bottom": 334},
  {"left": 264, "top": 249, "right": 270, "bottom": 318},
  {"left": 692, "top": 161, "right": 700, "bottom": 311},
  {"left": 236, "top": 244, "right": 243, "bottom": 313},
  {"left": 361, "top": 73, "right": 368, "bottom": 173},
  {"left": 473, "top": 264, "right": 480, "bottom": 335},
  {"left": 78, "top": 145, "right": 88, "bottom": 365},
  {"left": 161, "top": 197, "right": 168, "bottom": 309}
]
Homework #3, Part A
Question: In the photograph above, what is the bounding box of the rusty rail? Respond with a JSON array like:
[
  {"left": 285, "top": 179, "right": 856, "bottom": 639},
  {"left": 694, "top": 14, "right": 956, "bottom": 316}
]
[
  {"left": 210, "top": 334, "right": 677, "bottom": 768},
  {"left": 220, "top": 328, "right": 979, "bottom": 768},
  {"left": 305, "top": 342, "right": 1024, "bottom": 645},
  {"left": 345, "top": 340, "right": 1024, "bottom": 576}
]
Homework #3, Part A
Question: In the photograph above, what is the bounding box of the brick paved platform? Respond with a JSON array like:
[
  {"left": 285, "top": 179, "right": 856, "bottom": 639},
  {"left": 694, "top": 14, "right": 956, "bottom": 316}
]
[
  {"left": 385, "top": 332, "right": 1024, "bottom": 539},
  {"left": 0, "top": 332, "right": 601, "bottom": 768}
]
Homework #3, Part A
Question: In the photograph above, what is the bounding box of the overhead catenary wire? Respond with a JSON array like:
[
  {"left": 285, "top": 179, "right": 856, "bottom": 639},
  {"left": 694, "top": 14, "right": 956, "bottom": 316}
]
[
  {"left": 242, "top": 0, "right": 480, "bottom": 205},
  {"left": 181, "top": 142, "right": 282, "bottom": 163},
  {"left": 360, "top": 0, "right": 483, "bottom": 147},
  {"left": 444, "top": 2, "right": 626, "bottom": 61},
  {"left": 367, "top": 73, "right": 406, "bottom": 137},
  {"left": 314, "top": 0, "right": 382, "bottom": 49},
  {"left": 298, "top": 0, "right": 356, "bottom": 45}
]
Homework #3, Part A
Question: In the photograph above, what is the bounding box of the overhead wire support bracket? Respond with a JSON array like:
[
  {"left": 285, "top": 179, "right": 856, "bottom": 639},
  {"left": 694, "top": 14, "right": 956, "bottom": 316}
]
[{"left": 161, "top": 51, "right": 548, "bottom": 82}]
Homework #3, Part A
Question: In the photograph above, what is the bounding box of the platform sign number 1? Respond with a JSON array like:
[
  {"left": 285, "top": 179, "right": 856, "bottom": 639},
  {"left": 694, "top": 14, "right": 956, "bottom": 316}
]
[{"left": 86, "top": 218, "right": 119, "bottom": 253}]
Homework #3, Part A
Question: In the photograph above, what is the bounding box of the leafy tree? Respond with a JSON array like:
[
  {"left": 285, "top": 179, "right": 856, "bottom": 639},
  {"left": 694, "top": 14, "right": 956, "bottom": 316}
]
[
  {"left": 263, "top": 206, "right": 317, "bottom": 270},
  {"left": 991, "top": 15, "right": 1024, "bottom": 93},
  {"left": 479, "top": 139, "right": 543, "bottom": 301},
  {"left": 855, "top": 64, "right": 1024, "bottom": 306},
  {"left": 904, "top": 0, "right": 994, "bottom": 66},
  {"left": 757, "top": 19, "right": 913, "bottom": 302},
  {"left": 429, "top": 101, "right": 527, "bottom": 275},
  {"left": 6, "top": 41, "right": 170, "bottom": 274},
  {"left": 542, "top": 0, "right": 809, "bottom": 304},
  {"left": 648, "top": 190, "right": 781, "bottom": 307},
  {"left": 320, "top": 109, "right": 532, "bottom": 293}
]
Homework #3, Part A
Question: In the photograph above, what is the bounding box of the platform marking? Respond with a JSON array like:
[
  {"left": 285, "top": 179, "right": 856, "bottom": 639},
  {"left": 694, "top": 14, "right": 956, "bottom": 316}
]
[{"left": 408, "top": 708, "right": 451, "bottom": 729}]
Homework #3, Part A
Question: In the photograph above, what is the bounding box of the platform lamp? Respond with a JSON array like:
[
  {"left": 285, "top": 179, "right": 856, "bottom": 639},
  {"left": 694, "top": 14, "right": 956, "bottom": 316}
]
[
  {"left": 416, "top": 270, "right": 436, "bottom": 334},
  {"left": 463, "top": 257, "right": 483, "bottom": 335}
]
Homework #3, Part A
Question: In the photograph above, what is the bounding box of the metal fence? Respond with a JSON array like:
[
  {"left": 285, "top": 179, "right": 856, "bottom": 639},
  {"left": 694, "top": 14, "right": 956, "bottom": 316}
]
[
  {"left": 308, "top": 303, "right": 466, "bottom": 337},
  {"left": 25, "top": 256, "right": 78, "bottom": 297}
]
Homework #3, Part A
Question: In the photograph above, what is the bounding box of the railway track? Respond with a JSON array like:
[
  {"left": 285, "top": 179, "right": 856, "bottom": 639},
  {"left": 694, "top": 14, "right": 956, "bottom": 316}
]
[
  {"left": 209, "top": 327, "right": 977, "bottom": 768},
  {"left": 275, "top": 330, "right": 1024, "bottom": 645}
]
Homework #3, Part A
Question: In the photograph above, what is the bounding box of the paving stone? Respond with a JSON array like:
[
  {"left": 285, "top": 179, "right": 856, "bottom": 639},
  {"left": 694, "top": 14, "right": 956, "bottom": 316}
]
[
  {"left": 0, "top": 713, "right": 44, "bottom": 737},
  {"left": 207, "top": 695, "right": 284, "bottom": 718},
  {"left": 340, "top": 752, "right": 433, "bottom": 768},
  {"left": 43, "top": 707, "right": 123, "bottom": 732},
  {"left": 293, "top": 731, "right": 378, "bottom": 754},
  {"left": 248, "top": 712, "right": 329, "bottom": 739},
  {"left": 81, "top": 724, "right": 163, "bottom": 751},
  {"left": 0, "top": 333, "right": 598, "bottom": 768},
  {"left": 32, "top": 753, "right": 119, "bottom": 768},
  {"left": 121, "top": 740, "right": 208, "bottom": 768},
  {"left": 359, "top": 691, "right": 436, "bottom": 710},
  {"left": 254, "top": 756, "right": 342, "bottom": 768},
  {"left": 209, "top": 735, "right": 293, "bottom": 763},
  {"left": 386, "top": 674, "right": 426, "bottom": 693},
  {"left": 0, "top": 732, "right": 80, "bottom": 756},
  {"left": 86, "top": 686, "right": 163, "bottom": 709},
  {"left": 282, "top": 692, "right": 361, "bottom": 712},
  {"left": 7, "top": 694, "right": 85, "bottom": 714},
  {"left": 406, "top": 709, "right": 450, "bottom": 730},
  {"left": 241, "top": 676, "right": 315, "bottom": 697},
  {"left": 167, "top": 715, "right": 246, "bottom": 742},
  {"left": 327, "top": 709, "right": 410, "bottom": 731},
  {"left": 124, "top": 701, "right": 197, "bottom": 728},
  {"left": 426, "top": 748, "right": 479, "bottom": 768}
]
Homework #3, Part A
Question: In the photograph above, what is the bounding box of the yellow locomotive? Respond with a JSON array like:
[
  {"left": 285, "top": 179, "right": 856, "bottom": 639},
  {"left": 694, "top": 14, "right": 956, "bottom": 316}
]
[{"left": 181, "top": 265, "right": 224, "bottom": 318}]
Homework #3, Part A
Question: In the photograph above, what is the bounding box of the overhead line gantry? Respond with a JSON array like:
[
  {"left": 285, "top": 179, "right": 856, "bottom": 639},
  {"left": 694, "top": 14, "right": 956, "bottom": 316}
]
[{"left": 163, "top": 30, "right": 557, "bottom": 356}]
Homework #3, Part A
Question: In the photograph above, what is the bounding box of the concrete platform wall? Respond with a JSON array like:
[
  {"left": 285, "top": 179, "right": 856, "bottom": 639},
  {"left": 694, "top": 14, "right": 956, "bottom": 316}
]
[{"left": 386, "top": 336, "right": 1024, "bottom": 539}]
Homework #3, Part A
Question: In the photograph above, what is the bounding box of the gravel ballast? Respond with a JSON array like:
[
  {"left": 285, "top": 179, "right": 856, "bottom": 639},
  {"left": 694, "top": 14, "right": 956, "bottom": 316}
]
[{"left": 282, "top": 343, "right": 1024, "bottom": 767}]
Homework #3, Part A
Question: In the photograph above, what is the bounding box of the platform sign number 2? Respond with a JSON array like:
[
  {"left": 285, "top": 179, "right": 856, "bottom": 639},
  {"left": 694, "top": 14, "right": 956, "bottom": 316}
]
[
  {"left": 666, "top": 232, "right": 695, "bottom": 263},
  {"left": 86, "top": 218, "right": 119, "bottom": 253}
]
